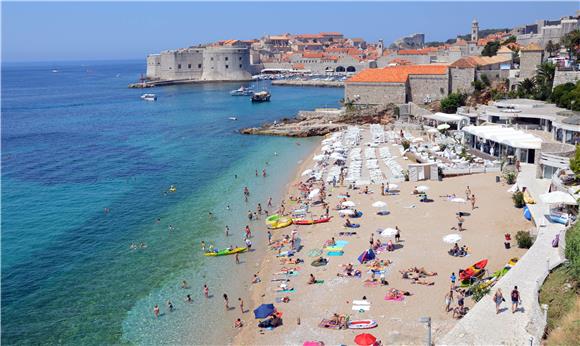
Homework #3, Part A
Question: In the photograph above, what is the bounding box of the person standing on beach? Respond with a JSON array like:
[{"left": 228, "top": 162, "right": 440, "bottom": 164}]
[
  {"left": 381, "top": 183, "right": 385, "bottom": 196},
  {"left": 450, "top": 272, "right": 457, "bottom": 288},
  {"left": 332, "top": 176, "right": 337, "bottom": 188},
  {"left": 238, "top": 298, "right": 245, "bottom": 313},
  {"left": 511, "top": 286, "right": 520, "bottom": 313},
  {"left": 444, "top": 290, "right": 454, "bottom": 312},
  {"left": 257, "top": 203, "right": 262, "bottom": 215},
  {"left": 456, "top": 215, "right": 465, "bottom": 231},
  {"left": 465, "top": 186, "right": 471, "bottom": 200},
  {"left": 267, "top": 197, "right": 273, "bottom": 208},
  {"left": 395, "top": 226, "right": 401, "bottom": 242},
  {"left": 225, "top": 226, "right": 229, "bottom": 237},
  {"left": 493, "top": 288, "right": 505, "bottom": 314},
  {"left": 154, "top": 304, "right": 160, "bottom": 318},
  {"left": 203, "top": 284, "right": 209, "bottom": 298},
  {"left": 245, "top": 225, "right": 252, "bottom": 238},
  {"left": 267, "top": 230, "right": 272, "bottom": 245},
  {"left": 223, "top": 293, "right": 229, "bottom": 310},
  {"left": 235, "top": 253, "right": 240, "bottom": 264},
  {"left": 471, "top": 194, "right": 476, "bottom": 210}
]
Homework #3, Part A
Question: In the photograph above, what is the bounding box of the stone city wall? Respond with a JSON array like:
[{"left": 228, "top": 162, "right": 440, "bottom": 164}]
[
  {"left": 345, "top": 82, "right": 406, "bottom": 105},
  {"left": 407, "top": 74, "right": 448, "bottom": 103},
  {"left": 450, "top": 67, "right": 475, "bottom": 94},
  {"left": 553, "top": 70, "right": 580, "bottom": 89}
]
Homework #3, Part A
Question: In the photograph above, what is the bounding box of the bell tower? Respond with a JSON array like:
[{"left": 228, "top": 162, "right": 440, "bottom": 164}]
[{"left": 471, "top": 18, "right": 479, "bottom": 42}]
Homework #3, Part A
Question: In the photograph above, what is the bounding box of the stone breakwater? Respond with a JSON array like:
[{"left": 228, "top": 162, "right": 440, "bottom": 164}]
[{"left": 271, "top": 80, "right": 344, "bottom": 88}]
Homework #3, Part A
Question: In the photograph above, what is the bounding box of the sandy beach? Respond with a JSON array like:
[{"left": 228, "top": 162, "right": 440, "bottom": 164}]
[{"left": 232, "top": 125, "right": 530, "bottom": 345}]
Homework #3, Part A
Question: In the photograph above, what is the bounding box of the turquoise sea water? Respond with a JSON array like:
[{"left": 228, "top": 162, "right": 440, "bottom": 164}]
[{"left": 1, "top": 61, "right": 341, "bottom": 344}]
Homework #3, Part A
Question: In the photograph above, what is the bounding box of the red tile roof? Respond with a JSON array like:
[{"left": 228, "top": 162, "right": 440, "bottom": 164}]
[
  {"left": 292, "top": 63, "right": 305, "bottom": 70},
  {"left": 295, "top": 34, "right": 324, "bottom": 39},
  {"left": 302, "top": 52, "right": 324, "bottom": 59},
  {"left": 398, "top": 49, "right": 429, "bottom": 55},
  {"left": 320, "top": 32, "right": 343, "bottom": 36},
  {"left": 346, "top": 65, "right": 448, "bottom": 83}
]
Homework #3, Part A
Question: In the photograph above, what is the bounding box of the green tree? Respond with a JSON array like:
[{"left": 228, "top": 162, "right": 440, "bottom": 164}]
[
  {"left": 570, "top": 144, "right": 580, "bottom": 180},
  {"left": 534, "top": 62, "right": 556, "bottom": 100},
  {"left": 517, "top": 78, "right": 537, "bottom": 98},
  {"left": 502, "top": 35, "right": 517, "bottom": 45},
  {"left": 440, "top": 93, "right": 467, "bottom": 113},
  {"left": 481, "top": 41, "right": 501, "bottom": 57},
  {"left": 561, "top": 29, "right": 580, "bottom": 60},
  {"left": 545, "top": 40, "right": 561, "bottom": 57},
  {"left": 559, "top": 82, "right": 580, "bottom": 111},
  {"left": 480, "top": 74, "right": 491, "bottom": 87},
  {"left": 551, "top": 82, "right": 576, "bottom": 107}
]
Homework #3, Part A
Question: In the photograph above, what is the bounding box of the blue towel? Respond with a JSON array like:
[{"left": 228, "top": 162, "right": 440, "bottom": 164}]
[{"left": 327, "top": 251, "right": 344, "bottom": 256}]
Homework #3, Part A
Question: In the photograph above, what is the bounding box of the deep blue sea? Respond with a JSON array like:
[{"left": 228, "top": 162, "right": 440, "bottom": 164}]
[{"left": 1, "top": 60, "right": 341, "bottom": 345}]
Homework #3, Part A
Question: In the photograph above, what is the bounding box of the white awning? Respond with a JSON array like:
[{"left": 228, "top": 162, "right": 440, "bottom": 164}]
[
  {"left": 462, "top": 125, "right": 542, "bottom": 150},
  {"left": 422, "top": 112, "right": 468, "bottom": 123}
]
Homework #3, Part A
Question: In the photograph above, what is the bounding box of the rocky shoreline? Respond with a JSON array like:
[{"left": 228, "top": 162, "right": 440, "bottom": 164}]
[{"left": 240, "top": 105, "right": 397, "bottom": 137}]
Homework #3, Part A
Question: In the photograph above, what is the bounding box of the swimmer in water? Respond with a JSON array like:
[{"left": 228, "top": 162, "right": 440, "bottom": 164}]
[
  {"left": 185, "top": 294, "right": 193, "bottom": 303},
  {"left": 225, "top": 226, "right": 230, "bottom": 237}
]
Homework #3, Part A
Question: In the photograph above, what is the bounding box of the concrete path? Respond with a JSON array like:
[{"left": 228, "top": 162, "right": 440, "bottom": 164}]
[{"left": 439, "top": 164, "right": 567, "bottom": 346}]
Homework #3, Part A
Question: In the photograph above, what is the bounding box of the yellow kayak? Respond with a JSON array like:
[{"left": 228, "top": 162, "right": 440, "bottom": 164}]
[
  {"left": 268, "top": 217, "right": 293, "bottom": 229},
  {"left": 204, "top": 247, "right": 247, "bottom": 257}
]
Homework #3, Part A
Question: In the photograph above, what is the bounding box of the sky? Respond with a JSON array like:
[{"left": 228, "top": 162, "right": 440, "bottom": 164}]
[{"left": 2, "top": 1, "right": 578, "bottom": 62}]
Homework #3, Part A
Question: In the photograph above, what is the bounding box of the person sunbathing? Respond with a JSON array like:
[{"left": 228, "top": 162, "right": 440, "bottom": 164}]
[
  {"left": 412, "top": 186, "right": 420, "bottom": 195},
  {"left": 411, "top": 267, "right": 437, "bottom": 276},
  {"left": 387, "top": 288, "right": 411, "bottom": 299},
  {"left": 386, "top": 240, "right": 395, "bottom": 251},
  {"left": 449, "top": 243, "right": 460, "bottom": 256},
  {"left": 411, "top": 278, "right": 435, "bottom": 285},
  {"left": 344, "top": 218, "right": 353, "bottom": 227},
  {"left": 308, "top": 274, "right": 317, "bottom": 284}
]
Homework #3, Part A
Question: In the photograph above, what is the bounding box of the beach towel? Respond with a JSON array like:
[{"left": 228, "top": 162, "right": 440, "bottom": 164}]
[
  {"left": 346, "top": 224, "right": 360, "bottom": 228},
  {"left": 327, "top": 251, "right": 344, "bottom": 256},
  {"left": 325, "top": 246, "right": 344, "bottom": 252},
  {"left": 275, "top": 288, "right": 295, "bottom": 293},
  {"left": 404, "top": 205, "right": 416, "bottom": 209},
  {"left": 385, "top": 294, "right": 404, "bottom": 301},
  {"left": 308, "top": 249, "right": 323, "bottom": 257},
  {"left": 335, "top": 240, "right": 349, "bottom": 247},
  {"left": 274, "top": 271, "right": 299, "bottom": 277},
  {"left": 318, "top": 319, "right": 341, "bottom": 329},
  {"left": 375, "top": 245, "right": 388, "bottom": 254},
  {"left": 314, "top": 280, "right": 325, "bottom": 284}
]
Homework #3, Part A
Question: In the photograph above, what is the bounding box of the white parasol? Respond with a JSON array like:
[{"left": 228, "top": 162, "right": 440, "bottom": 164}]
[
  {"left": 372, "top": 201, "right": 387, "bottom": 208},
  {"left": 416, "top": 185, "right": 429, "bottom": 192},
  {"left": 450, "top": 197, "right": 466, "bottom": 203},
  {"left": 380, "top": 228, "right": 398, "bottom": 237},
  {"left": 313, "top": 155, "right": 326, "bottom": 162},
  {"left": 338, "top": 209, "right": 355, "bottom": 215},
  {"left": 437, "top": 124, "right": 450, "bottom": 130},
  {"left": 342, "top": 201, "right": 356, "bottom": 207},
  {"left": 308, "top": 188, "right": 320, "bottom": 199}
]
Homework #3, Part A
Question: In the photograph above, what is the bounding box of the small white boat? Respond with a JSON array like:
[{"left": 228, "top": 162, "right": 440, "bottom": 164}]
[
  {"left": 141, "top": 93, "right": 157, "bottom": 101},
  {"left": 348, "top": 319, "right": 377, "bottom": 329},
  {"left": 228, "top": 117, "right": 238, "bottom": 121},
  {"left": 51, "top": 69, "right": 59, "bottom": 73},
  {"left": 230, "top": 86, "right": 254, "bottom": 96}
]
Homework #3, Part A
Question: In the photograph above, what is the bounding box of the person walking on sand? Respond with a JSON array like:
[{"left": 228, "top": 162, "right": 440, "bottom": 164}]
[
  {"left": 493, "top": 288, "right": 505, "bottom": 314},
  {"left": 457, "top": 214, "right": 465, "bottom": 231},
  {"left": 203, "top": 284, "right": 209, "bottom": 298},
  {"left": 224, "top": 293, "right": 230, "bottom": 310},
  {"left": 235, "top": 253, "right": 240, "bottom": 264},
  {"left": 225, "top": 225, "right": 229, "bottom": 237},
  {"left": 444, "top": 290, "right": 454, "bottom": 312},
  {"left": 238, "top": 298, "right": 244, "bottom": 313},
  {"left": 381, "top": 182, "right": 385, "bottom": 196},
  {"left": 511, "top": 286, "right": 520, "bottom": 313},
  {"left": 267, "top": 197, "right": 273, "bottom": 208},
  {"left": 471, "top": 194, "right": 476, "bottom": 210},
  {"left": 154, "top": 304, "right": 160, "bottom": 318},
  {"left": 465, "top": 186, "right": 471, "bottom": 200},
  {"left": 395, "top": 226, "right": 401, "bottom": 242},
  {"left": 267, "top": 230, "right": 272, "bottom": 245},
  {"left": 450, "top": 272, "right": 457, "bottom": 288}
]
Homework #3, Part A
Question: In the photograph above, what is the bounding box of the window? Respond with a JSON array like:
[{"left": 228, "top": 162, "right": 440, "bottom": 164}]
[
  {"left": 188, "top": 64, "right": 191, "bottom": 69},
  {"left": 225, "top": 57, "right": 229, "bottom": 61},
  {"left": 198, "top": 64, "right": 202, "bottom": 68},
  {"left": 239, "top": 57, "right": 242, "bottom": 61},
  {"left": 239, "top": 64, "right": 242, "bottom": 68},
  {"left": 440, "top": 87, "right": 444, "bottom": 94},
  {"left": 177, "top": 64, "right": 181, "bottom": 69},
  {"left": 225, "top": 65, "right": 229, "bottom": 69},
  {"left": 210, "top": 57, "right": 214, "bottom": 61}
]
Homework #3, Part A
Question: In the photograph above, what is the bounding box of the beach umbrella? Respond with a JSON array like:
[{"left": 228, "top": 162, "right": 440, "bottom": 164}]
[
  {"left": 539, "top": 191, "right": 577, "bottom": 205},
  {"left": 380, "top": 228, "right": 397, "bottom": 237},
  {"left": 437, "top": 123, "right": 450, "bottom": 130},
  {"left": 301, "top": 169, "right": 313, "bottom": 177},
  {"left": 313, "top": 155, "right": 326, "bottom": 162},
  {"left": 253, "top": 303, "right": 275, "bottom": 319},
  {"left": 450, "top": 197, "right": 466, "bottom": 203},
  {"left": 308, "top": 189, "right": 320, "bottom": 199},
  {"left": 372, "top": 201, "right": 387, "bottom": 208},
  {"left": 443, "top": 234, "right": 461, "bottom": 244},
  {"left": 330, "top": 152, "right": 346, "bottom": 161},
  {"left": 416, "top": 185, "right": 429, "bottom": 192},
  {"left": 338, "top": 209, "right": 355, "bottom": 215},
  {"left": 342, "top": 201, "right": 356, "bottom": 207},
  {"left": 354, "top": 333, "right": 377, "bottom": 346}
]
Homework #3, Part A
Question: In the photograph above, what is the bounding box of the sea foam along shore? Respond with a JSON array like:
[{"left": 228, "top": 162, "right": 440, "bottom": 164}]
[{"left": 233, "top": 124, "right": 529, "bottom": 345}]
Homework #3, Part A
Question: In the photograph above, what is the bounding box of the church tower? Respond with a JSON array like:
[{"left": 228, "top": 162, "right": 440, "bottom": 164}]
[{"left": 471, "top": 18, "right": 479, "bottom": 42}]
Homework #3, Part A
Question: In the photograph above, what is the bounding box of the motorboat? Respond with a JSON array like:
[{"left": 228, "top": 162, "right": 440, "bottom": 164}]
[
  {"left": 251, "top": 91, "right": 271, "bottom": 103},
  {"left": 230, "top": 86, "right": 254, "bottom": 96},
  {"left": 141, "top": 93, "right": 157, "bottom": 101},
  {"left": 228, "top": 117, "right": 238, "bottom": 121}
]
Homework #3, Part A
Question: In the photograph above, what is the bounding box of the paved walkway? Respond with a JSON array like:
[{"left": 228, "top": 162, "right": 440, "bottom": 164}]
[{"left": 439, "top": 164, "right": 567, "bottom": 346}]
